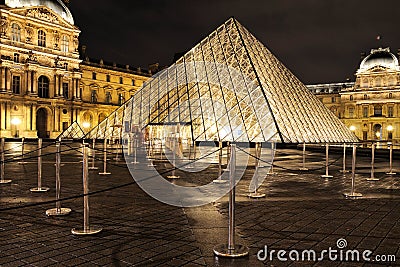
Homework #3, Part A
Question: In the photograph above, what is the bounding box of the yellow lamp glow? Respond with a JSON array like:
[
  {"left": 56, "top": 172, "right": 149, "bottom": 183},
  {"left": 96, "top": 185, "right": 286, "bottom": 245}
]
[
  {"left": 82, "top": 122, "right": 91, "bottom": 129},
  {"left": 11, "top": 117, "right": 21, "bottom": 126},
  {"left": 349, "top": 125, "right": 356, "bottom": 132},
  {"left": 387, "top": 125, "right": 394, "bottom": 132}
]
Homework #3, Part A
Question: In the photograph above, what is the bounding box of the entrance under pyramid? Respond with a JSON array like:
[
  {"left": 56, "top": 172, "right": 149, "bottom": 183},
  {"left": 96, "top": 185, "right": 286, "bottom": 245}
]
[{"left": 86, "top": 18, "right": 357, "bottom": 144}]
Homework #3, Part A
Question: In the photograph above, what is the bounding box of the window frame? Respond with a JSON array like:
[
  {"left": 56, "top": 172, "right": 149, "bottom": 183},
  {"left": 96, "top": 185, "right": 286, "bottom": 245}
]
[{"left": 38, "top": 29, "right": 46, "bottom": 47}]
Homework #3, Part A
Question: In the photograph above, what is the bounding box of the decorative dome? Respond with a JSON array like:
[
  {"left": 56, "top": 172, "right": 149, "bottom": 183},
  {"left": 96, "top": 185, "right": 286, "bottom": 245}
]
[
  {"left": 359, "top": 47, "right": 399, "bottom": 72},
  {"left": 4, "top": 0, "right": 74, "bottom": 25}
]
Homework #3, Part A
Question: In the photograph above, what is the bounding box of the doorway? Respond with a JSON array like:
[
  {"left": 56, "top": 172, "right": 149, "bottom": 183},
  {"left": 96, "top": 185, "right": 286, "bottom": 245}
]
[{"left": 36, "top": 108, "right": 48, "bottom": 138}]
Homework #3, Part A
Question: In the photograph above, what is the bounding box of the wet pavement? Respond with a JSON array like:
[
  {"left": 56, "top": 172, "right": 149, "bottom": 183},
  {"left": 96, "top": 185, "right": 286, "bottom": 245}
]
[{"left": 0, "top": 141, "right": 399, "bottom": 266}]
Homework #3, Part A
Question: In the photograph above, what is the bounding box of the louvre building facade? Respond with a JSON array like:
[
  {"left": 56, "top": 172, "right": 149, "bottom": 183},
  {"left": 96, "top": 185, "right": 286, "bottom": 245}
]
[
  {"left": 308, "top": 47, "right": 400, "bottom": 143},
  {"left": 0, "top": 0, "right": 150, "bottom": 138}
]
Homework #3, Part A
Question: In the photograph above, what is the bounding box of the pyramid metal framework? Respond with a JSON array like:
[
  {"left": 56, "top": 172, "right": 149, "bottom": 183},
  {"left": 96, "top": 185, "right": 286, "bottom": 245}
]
[
  {"left": 58, "top": 121, "right": 85, "bottom": 140},
  {"left": 86, "top": 18, "right": 358, "bottom": 144}
]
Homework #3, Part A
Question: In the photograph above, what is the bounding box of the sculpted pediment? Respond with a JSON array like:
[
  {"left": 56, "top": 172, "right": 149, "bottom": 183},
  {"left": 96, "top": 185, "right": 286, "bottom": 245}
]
[{"left": 9, "top": 6, "right": 74, "bottom": 28}]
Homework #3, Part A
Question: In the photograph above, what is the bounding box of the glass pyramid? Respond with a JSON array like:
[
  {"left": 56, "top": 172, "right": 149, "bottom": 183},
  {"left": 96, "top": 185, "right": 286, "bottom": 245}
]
[
  {"left": 58, "top": 121, "right": 85, "bottom": 140},
  {"left": 87, "top": 18, "right": 358, "bottom": 144}
]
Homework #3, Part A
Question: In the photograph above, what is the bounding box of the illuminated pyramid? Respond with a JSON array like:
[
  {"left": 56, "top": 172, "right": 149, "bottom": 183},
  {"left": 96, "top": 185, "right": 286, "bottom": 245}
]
[
  {"left": 58, "top": 121, "right": 85, "bottom": 140},
  {"left": 89, "top": 18, "right": 358, "bottom": 144}
]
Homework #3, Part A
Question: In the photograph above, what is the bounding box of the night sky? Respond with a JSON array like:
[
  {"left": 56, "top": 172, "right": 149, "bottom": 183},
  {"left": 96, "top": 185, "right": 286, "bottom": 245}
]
[{"left": 68, "top": 0, "right": 400, "bottom": 84}]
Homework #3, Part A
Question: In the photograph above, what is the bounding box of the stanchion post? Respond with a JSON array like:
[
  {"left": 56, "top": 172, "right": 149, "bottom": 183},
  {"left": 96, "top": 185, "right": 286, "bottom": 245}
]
[
  {"left": 0, "top": 138, "right": 12, "bottom": 184},
  {"left": 46, "top": 141, "right": 71, "bottom": 216},
  {"left": 18, "top": 137, "right": 28, "bottom": 165},
  {"left": 344, "top": 144, "right": 362, "bottom": 198},
  {"left": 167, "top": 131, "right": 180, "bottom": 179},
  {"left": 214, "top": 144, "right": 249, "bottom": 258},
  {"left": 88, "top": 139, "right": 98, "bottom": 170},
  {"left": 72, "top": 143, "right": 102, "bottom": 235},
  {"left": 340, "top": 143, "right": 348, "bottom": 173},
  {"left": 321, "top": 143, "right": 333, "bottom": 179},
  {"left": 30, "top": 138, "right": 49, "bottom": 192},
  {"left": 213, "top": 141, "right": 227, "bottom": 183},
  {"left": 132, "top": 137, "right": 139, "bottom": 164},
  {"left": 386, "top": 142, "right": 396, "bottom": 175},
  {"left": 99, "top": 139, "right": 111, "bottom": 175},
  {"left": 299, "top": 143, "right": 308, "bottom": 170},
  {"left": 367, "top": 142, "right": 379, "bottom": 181},
  {"left": 269, "top": 142, "right": 276, "bottom": 175},
  {"left": 248, "top": 142, "right": 266, "bottom": 198}
]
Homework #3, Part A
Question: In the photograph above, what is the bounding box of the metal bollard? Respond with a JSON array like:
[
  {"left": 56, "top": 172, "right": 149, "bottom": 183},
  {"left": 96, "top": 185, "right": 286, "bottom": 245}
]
[
  {"left": 214, "top": 144, "right": 249, "bottom": 257},
  {"left": 386, "top": 143, "right": 396, "bottom": 175},
  {"left": 167, "top": 136, "right": 180, "bottom": 179},
  {"left": 321, "top": 143, "right": 333, "bottom": 179},
  {"left": 344, "top": 144, "right": 362, "bottom": 198},
  {"left": 30, "top": 139, "right": 49, "bottom": 192},
  {"left": 46, "top": 141, "right": 71, "bottom": 216},
  {"left": 340, "top": 143, "right": 348, "bottom": 173},
  {"left": 367, "top": 142, "right": 379, "bottom": 181},
  {"left": 185, "top": 141, "right": 194, "bottom": 169},
  {"left": 99, "top": 139, "right": 111, "bottom": 175},
  {"left": 0, "top": 138, "right": 12, "bottom": 184},
  {"left": 131, "top": 138, "right": 139, "bottom": 164},
  {"left": 269, "top": 142, "right": 277, "bottom": 175},
  {"left": 299, "top": 143, "right": 308, "bottom": 170},
  {"left": 18, "top": 137, "right": 28, "bottom": 165},
  {"left": 88, "top": 139, "right": 99, "bottom": 170},
  {"left": 248, "top": 143, "right": 266, "bottom": 198},
  {"left": 72, "top": 143, "right": 102, "bottom": 235},
  {"left": 147, "top": 138, "right": 156, "bottom": 167},
  {"left": 213, "top": 141, "right": 227, "bottom": 183}
]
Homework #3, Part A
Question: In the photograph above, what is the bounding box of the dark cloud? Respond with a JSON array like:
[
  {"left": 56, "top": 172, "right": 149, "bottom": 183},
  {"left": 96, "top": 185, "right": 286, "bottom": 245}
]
[{"left": 69, "top": 0, "right": 400, "bottom": 84}]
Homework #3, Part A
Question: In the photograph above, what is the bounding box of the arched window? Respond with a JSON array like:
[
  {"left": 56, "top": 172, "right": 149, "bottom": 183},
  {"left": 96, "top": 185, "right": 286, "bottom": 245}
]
[
  {"left": 61, "top": 35, "right": 69, "bottom": 52},
  {"left": 118, "top": 93, "right": 125, "bottom": 105},
  {"left": 11, "top": 23, "right": 21, "bottom": 42},
  {"left": 350, "top": 95, "right": 354, "bottom": 101},
  {"left": 374, "top": 105, "right": 382, "bottom": 117},
  {"left": 38, "top": 76, "right": 50, "bottom": 98},
  {"left": 38, "top": 30, "right": 46, "bottom": 47},
  {"left": 363, "top": 94, "right": 368, "bottom": 100}
]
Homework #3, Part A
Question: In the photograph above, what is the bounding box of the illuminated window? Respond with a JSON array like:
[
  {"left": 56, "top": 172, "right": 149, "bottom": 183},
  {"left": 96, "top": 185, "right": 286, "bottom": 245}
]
[
  {"left": 118, "top": 93, "right": 125, "bottom": 105},
  {"left": 105, "top": 92, "right": 112, "bottom": 103},
  {"left": 91, "top": 90, "right": 97, "bottom": 103},
  {"left": 38, "top": 30, "right": 46, "bottom": 47},
  {"left": 374, "top": 105, "right": 382, "bottom": 117},
  {"left": 12, "top": 76, "right": 20, "bottom": 94},
  {"left": 38, "top": 76, "right": 49, "bottom": 98},
  {"left": 388, "top": 106, "right": 394, "bottom": 118},
  {"left": 61, "top": 35, "right": 69, "bottom": 52},
  {"left": 363, "top": 107, "right": 368, "bottom": 118},
  {"left": 11, "top": 23, "right": 21, "bottom": 42},
  {"left": 349, "top": 107, "right": 354, "bottom": 118}
]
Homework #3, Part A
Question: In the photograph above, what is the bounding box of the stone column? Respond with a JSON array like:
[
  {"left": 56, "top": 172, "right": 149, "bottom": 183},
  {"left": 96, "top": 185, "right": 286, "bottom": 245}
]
[
  {"left": 58, "top": 75, "right": 62, "bottom": 96},
  {"left": 32, "top": 105, "right": 37, "bottom": 131},
  {"left": 5, "top": 102, "right": 11, "bottom": 130},
  {"left": 54, "top": 74, "right": 58, "bottom": 97},
  {"left": 0, "top": 102, "right": 5, "bottom": 129},
  {"left": 32, "top": 71, "right": 37, "bottom": 95},
  {"left": 0, "top": 67, "right": 4, "bottom": 92},
  {"left": 5, "top": 67, "right": 10, "bottom": 92}
]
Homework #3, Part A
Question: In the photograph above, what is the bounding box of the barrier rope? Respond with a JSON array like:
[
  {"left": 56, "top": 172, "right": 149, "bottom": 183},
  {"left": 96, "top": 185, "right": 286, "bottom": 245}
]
[
  {"left": 236, "top": 146, "right": 343, "bottom": 172},
  {"left": 0, "top": 144, "right": 225, "bottom": 212}
]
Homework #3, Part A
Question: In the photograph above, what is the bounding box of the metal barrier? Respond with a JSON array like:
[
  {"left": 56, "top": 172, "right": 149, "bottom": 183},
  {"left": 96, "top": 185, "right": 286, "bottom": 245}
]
[
  {"left": 367, "top": 142, "right": 379, "bottom": 181},
  {"left": 344, "top": 144, "right": 362, "bottom": 198},
  {"left": 72, "top": 143, "right": 102, "bottom": 235},
  {"left": 0, "top": 138, "right": 12, "bottom": 184},
  {"left": 248, "top": 142, "right": 266, "bottom": 198},
  {"left": 299, "top": 143, "right": 308, "bottom": 171},
  {"left": 46, "top": 141, "right": 71, "bottom": 216},
  {"left": 88, "top": 139, "right": 98, "bottom": 171},
  {"left": 99, "top": 139, "right": 111, "bottom": 175},
  {"left": 386, "top": 143, "right": 396, "bottom": 175},
  {"left": 321, "top": 143, "right": 333, "bottom": 179},
  {"left": 340, "top": 143, "right": 348, "bottom": 173},
  {"left": 30, "top": 139, "right": 49, "bottom": 192},
  {"left": 214, "top": 144, "right": 249, "bottom": 258}
]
